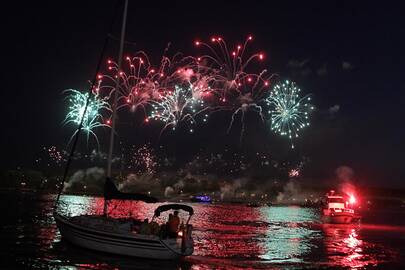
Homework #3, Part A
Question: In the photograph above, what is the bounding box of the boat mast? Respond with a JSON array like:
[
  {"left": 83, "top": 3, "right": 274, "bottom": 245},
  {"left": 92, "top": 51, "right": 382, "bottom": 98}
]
[{"left": 107, "top": 0, "right": 128, "bottom": 178}]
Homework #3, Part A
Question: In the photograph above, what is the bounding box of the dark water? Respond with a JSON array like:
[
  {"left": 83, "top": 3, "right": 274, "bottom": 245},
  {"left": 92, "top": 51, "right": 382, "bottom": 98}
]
[{"left": 1, "top": 191, "right": 404, "bottom": 269}]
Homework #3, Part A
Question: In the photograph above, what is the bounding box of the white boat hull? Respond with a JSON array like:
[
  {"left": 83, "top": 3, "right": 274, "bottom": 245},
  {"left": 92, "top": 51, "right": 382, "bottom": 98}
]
[
  {"left": 322, "top": 212, "right": 354, "bottom": 224},
  {"left": 54, "top": 213, "right": 193, "bottom": 260}
]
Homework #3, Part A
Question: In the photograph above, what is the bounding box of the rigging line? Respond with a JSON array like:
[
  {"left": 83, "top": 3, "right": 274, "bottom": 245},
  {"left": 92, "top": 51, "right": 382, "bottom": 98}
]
[
  {"left": 107, "top": 34, "right": 137, "bottom": 47},
  {"left": 54, "top": 0, "right": 122, "bottom": 209}
]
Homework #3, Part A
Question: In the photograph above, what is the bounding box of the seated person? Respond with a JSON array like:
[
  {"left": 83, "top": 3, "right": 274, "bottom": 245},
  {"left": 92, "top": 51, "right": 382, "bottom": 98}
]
[
  {"left": 139, "top": 218, "right": 151, "bottom": 235},
  {"left": 130, "top": 219, "right": 142, "bottom": 232},
  {"left": 150, "top": 220, "right": 160, "bottom": 235},
  {"left": 167, "top": 211, "right": 180, "bottom": 238}
]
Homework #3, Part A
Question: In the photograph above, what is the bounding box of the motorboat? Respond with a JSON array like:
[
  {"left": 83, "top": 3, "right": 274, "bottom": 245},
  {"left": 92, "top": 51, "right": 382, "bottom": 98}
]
[{"left": 321, "top": 190, "right": 358, "bottom": 224}]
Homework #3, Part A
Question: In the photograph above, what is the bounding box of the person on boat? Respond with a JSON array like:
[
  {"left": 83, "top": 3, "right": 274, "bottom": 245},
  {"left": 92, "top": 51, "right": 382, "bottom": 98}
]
[
  {"left": 139, "top": 218, "right": 151, "bottom": 235},
  {"left": 150, "top": 220, "right": 160, "bottom": 235},
  {"left": 161, "top": 213, "right": 173, "bottom": 238},
  {"left": 179, "top": 221, "right": 185, "bottom": 232},
  {"left": 168, "top": 211, "right": 180, "bottom": 238}
]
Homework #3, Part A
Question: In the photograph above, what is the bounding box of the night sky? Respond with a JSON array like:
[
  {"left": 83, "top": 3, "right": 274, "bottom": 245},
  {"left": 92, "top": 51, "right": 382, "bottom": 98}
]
[{"left": 1, "top": 1, "right": 404, "bottom": 187}]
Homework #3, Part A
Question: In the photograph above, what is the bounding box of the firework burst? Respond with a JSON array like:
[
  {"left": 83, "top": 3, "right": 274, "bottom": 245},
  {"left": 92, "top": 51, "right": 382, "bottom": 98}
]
[
  {"left": 47, "top": 146, "right": 64, "bottom": 166},
  {"left": 63, "top": 89, "right": 111, "bottom": 145},
  {"left": 193, "top": 35, "right": 275, "bottom": 141},
  {"left": 99, "top": 53, "right": 156, "bottom": 114},
  {"left": 99, "top": 49, "right": 198, "bottom": 114},
  {"left": 130, "top": 144, "right": 157, "bottom": 174},
  {"left": 265, "top": 80, "right": 314, "bottom": 148},
  {"left": 193, "top": 35, "right": 270, "bottom": 102},
  {"left": 147, "top": 84, "right": 209, "bottom": 133}
]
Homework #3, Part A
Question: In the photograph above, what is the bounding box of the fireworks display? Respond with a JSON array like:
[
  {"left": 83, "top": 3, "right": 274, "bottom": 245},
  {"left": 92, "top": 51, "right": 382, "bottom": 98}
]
[
  {"left": 64, "top": 36, "right": 314, "bottom": 149},
  {"left": 99, "top": 54, "right": 156, "bottom": 114},
  {"left": 265, "top": 80, "right": 314, "bottom": 148},
  {"left": 47, "top": 146, "right": 64, "bottom": 166},
  {"left": 289, "top": 168, "right": 300, "bottom": 178},
  {"left": 35, "top": 146, "right": 66, "bottom": 168},
  {"left": 63, "top": 89, "right": 111, "bottom": 144},
  {"left": 147, "top": 84, "right": 209, "bottom": 133},
  {"left": 193, "top": 35, "right": 269, "bottom": 100},
  {"left": 129, "top": 144, "right": 157, "bottom": 174},
  {"left": 193, "top": 36, "right": 275, "bottom": 140}
]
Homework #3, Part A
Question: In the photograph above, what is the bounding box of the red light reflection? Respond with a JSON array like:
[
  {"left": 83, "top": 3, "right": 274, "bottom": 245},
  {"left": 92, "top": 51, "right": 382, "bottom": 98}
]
[{"left": 321, "top": 224, "right": 392, "bottom": 269}]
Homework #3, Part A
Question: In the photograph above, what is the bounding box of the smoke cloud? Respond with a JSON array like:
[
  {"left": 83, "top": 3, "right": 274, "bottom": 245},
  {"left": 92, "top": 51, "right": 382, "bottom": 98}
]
[
  {"left": 276, "top": 180, "right": 301, "bottom": 203},
  {"left": 118, "top": 173, "right": 157, "bottom": 193},
  {"left": 335, "top": 165, "right": 356, "bottom": 195},
  {"left": 335, "top": 166, "right": 354, "bottom": 182},
  {"left": 63, "top": 167, "right": 105, "bottom": 192}
]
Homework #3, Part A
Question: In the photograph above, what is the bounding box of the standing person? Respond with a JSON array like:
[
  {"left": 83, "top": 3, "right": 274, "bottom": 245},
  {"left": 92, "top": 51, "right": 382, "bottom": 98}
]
[
  {"left": 168, "top": 213, "right": 173, "bottom": 223},
  {"left": 168, "top": 211, "right": 180, "bottom": 238}
]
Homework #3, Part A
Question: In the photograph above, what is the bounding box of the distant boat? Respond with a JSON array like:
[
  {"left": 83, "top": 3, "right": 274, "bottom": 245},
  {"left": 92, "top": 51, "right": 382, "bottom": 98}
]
[
  {"left": 321, "top": 190, "right": 359, "bottom": 224},
  {"left": 190, "top": 195, "right": 212, "bottom": 203},
  {"left": 246, "top": 202, "right": 261, "bottom": 207}
]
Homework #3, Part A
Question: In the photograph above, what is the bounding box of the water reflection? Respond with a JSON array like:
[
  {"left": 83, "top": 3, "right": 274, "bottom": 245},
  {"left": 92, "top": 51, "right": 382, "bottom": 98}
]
[
  {"left": 321, "top": 224, "right": 385, "bottom": 269},
  {"left": 3, "top": 193, "right": 401, "bottom": 269},
  {"left": 56, "top": 196, "right": 401, "bottom": 269},
  {"left": 192, "top": 204, "right": 265, "bottom": 259},
  {"left": 259, "top": 206, "right": 321, "bottom": 263}
]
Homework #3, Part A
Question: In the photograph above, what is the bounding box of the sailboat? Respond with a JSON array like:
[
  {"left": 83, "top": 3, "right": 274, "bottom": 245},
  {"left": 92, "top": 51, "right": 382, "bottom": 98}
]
[{"left": 53, "top": 0, "right": 194, "bottom": 259}]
